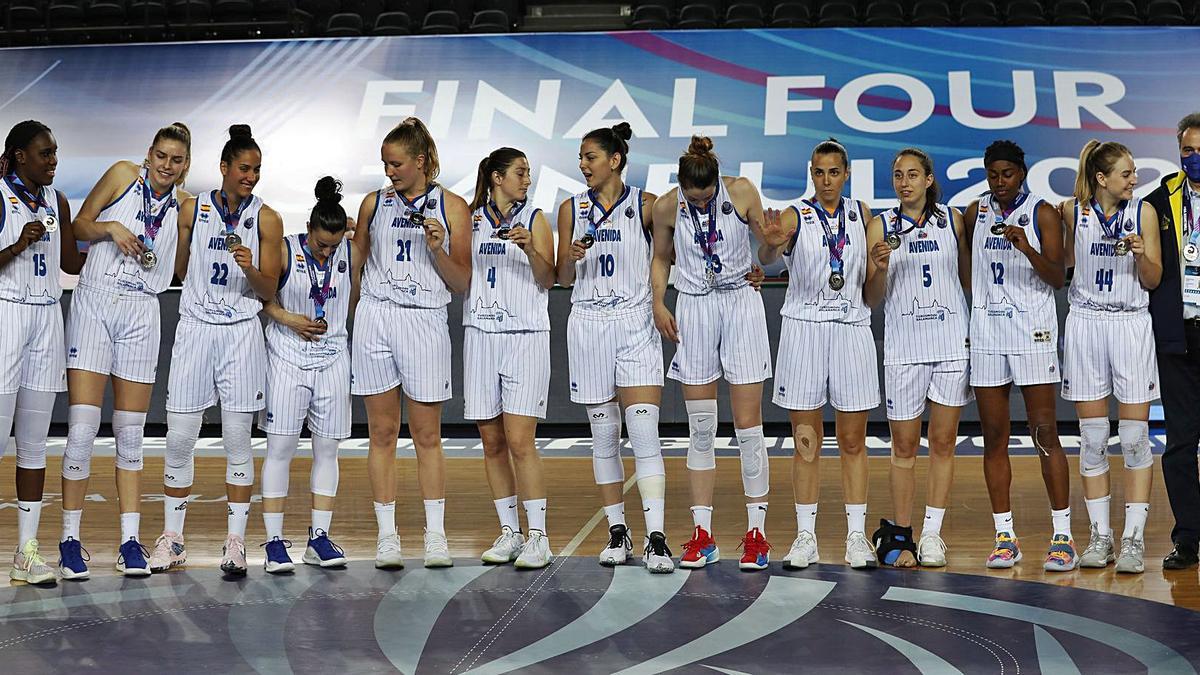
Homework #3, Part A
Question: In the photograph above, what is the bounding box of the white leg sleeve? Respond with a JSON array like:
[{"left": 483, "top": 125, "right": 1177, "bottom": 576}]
[
  {"left": 588, "top": 402, "right": 624, "bottom": 485},
  {"left": 165, "top": 411, "right": 203, "bottom": 488},
  {"left": 685, "top": 399, "right": 717, "bottom": 471},
  {"left": 14, "top": 388, "right": 55, "bottom": 470},
  {"left": 310, "top": 435, "right": 341, "bottom": 498},
  {"left": 222, "top": 410, "right": 255, "bottom": 486},
  {"left": 626, "top": 403, "right": 665, "bottom": 479},
  {"left": 62, "top": 404, "right": 101, "bottom": 480},
  {"left": 113, "top": 410, "right": 147, "bottom": 472},
  {"left": 261, "top": 433, "right": 298, "bottom": 499}
]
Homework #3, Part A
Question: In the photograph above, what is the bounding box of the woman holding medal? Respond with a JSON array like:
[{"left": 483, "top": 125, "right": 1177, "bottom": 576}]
[
  {"left": 861, "top": 148, "right": 971, "bottom": 568},
  {"left": 758, "top": 138, "right": 880, "bottom": 571},
  {"left": 466, "top": 147, "right": 556, "bottom": 569},
  {"left": 651, "top": 136, "right": 773, "bottom": 571},
  {"left": 257, "top": 176, "right": 357, "bottom": 573},
  {"left": 59, "top": 122, "right": 192, "bottom": 579},
  {"left": 351, "top": 117, "right": 471, "bottom": 569},
  {"left": 1061, "top": 141, "right": 1160, "bottom": 574},
  {"left": 964, "top": 140, "right": 1073, "bottom": 571},
  {"left": 0, "top": 120, "right": 83, "bottom": 585},
  {"left": 555, "top": 123, "right": 673, "bottom": 573},
  {"left": 152, "top": 124, "right": 283, "bottom": 576}
]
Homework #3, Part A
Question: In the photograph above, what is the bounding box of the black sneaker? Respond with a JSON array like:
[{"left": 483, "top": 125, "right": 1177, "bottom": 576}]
[
  {"left": 598, "top": 524, "right": 632, "bottom": 567},
  {"left": 644, "top": 531, "right": 675, "bottom": 574}
]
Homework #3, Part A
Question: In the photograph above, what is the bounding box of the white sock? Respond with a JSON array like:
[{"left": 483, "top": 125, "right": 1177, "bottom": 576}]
[
  {"left": 374, "top": 501, "right": 397, "bottom": 538},
  {"left": 642, "top": 498, "right": 665, "bottom": 534},
  {"left": 120, "top": 512, "right": 140, "bottom": 542},
  {"left": 164, "top": 496, "right": 189, "bottom": 535},
  {"left": 1085, "top": 495, "right": 1112, "bottom": 536},
  {"left": 993, "top": 511, "right": 1015, "bottom": 536},
  {"left": 922, "top": 506, "right": 946, "bottom": 537},
  {"left": 62, "top": 509, "right": 82, "bottom": 542},
  {"left": 846, "top": 503, "right": 867, "bottom": 535},
  {"left": 311, "top": 509, "right": 333, "bottom": 536},
  {"left": 1123, "top": 503, "right": 1149, "bottom": 540},
  {"left": 17, "top": 500, "right": 42, "bottom": 548},
  {"left": 424, "top": 498, "right": 446, "bottom": 535},
  {"left": 227, "top": 502, "right": 250, "bottom": 538},
  {"left": 747, "top": 502, "right": 767, "bottom": 533},
  {"left": 691, "top": 505, "right": 713, "bottom": 531},
  {"left": 603, "top": 503, "right": 626, "bottom": 528},
  {"left": 263, "top": 512, "right": 284, "bottom": 540},
  {"left": 796, "top": 503, "right": 817, "bottom": 534},
  {"left": 494, "top": 495, "right": 520, "bottom": 531},
  {"left": 1051, "top": 507, "right": 1072, "bottom": 538},
  {"left": 524, "top": 498, "right": 547, "bottom": 534}
]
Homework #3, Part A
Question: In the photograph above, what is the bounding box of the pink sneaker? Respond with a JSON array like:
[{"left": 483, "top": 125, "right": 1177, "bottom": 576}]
[
  {"left": 149, "top": 531, "right": 187, "bottom": 573},
  {"left": 220, "top": 534, "right": 247, "bottom": 576}
]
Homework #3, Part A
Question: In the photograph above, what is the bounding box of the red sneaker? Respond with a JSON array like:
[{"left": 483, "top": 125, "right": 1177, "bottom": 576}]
[
  {"left": 679, "top": 526, "right": 720, "bottom": 568},
  {"left": 738, "top": 528, "right": 771, "bottom": 570}
]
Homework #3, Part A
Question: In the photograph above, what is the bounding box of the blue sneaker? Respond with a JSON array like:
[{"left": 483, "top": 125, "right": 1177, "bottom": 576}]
[
  {"left": 262, "top": 537, "right": 295, "bottom": 574},
  {"left": 303, "top": 529, "right": 347, "bottom": 568},
  {"left": 116, "top": 538, "right": 151, "bottom": 577},
  {"left": 58, "top": 537, "right": 90, "bottom": 580}
]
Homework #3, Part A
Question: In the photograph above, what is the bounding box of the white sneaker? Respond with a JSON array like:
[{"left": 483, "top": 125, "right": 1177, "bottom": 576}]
[
  {"left": 1115, "top": 535, "right": 1145, "bottom": 574},
  {"left": 481, "top": 527, "right": 525, "bottom": 564},
  {"left": 11, "top": 539, "right": 56, "bottom": 585},
  {"left": 1079, "top": 523, "right": 1115, "bottom": 568},
  {"left": 514, "top": 530, "right": 552, "bottom": 569},
  {"left": 643, "top": 532, "right": 675, "bottom": 574},
  {"left": 219, "top": 534, "right": 248, "bottom": 576},
  {"left": 149, "top": 531, "right": 186, "bottom": 572},
  {"left": 917, "top": 533, "right": 948, "bottom": 567},
  {"left": 783, "top": 530, "right": 819, "bottom": 570},
  {"left": 423, "top": 530, "right": 453, "bottom": 568},
  {"left": 375, "top": 533, "right": 405, "bottom": 569},
  {"left": 599, "top": 524, "right": 632, "bottom": 567},
  {"left": 845, "top": 531, "right": 878, "bottom": 569}
]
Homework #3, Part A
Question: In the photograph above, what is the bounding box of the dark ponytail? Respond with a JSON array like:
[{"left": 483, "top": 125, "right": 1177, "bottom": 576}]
[
  {"left": 1, "top": 120, "right": 52, "bottom": 176},
  {"left": 893, "top": 147, "right": 940, "bottom": 220},
  {"left": 678, "top": 135, "right": 719, "bottom": 190},
  {"left": 582, "top": 121, "right": 632, "bottom": 172},
  {"left": 220, "top": 124, "right": 260, "bottom": 165},
  {"left": 469, "top": 147, "right": 527, "bottom": 211},
  {"left": 310, "top": 176, "right": 347, "bottom": 234}
]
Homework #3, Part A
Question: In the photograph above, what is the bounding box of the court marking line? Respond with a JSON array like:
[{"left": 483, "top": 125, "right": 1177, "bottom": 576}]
[{"left": 558, "top": 473, "right": 638, "bottom": 558}]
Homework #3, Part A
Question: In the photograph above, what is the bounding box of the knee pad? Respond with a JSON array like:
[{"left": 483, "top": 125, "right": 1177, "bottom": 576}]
[
  {"left": 685, "top": 399, "right": 717, "bottom": 471},
  {"left": 588, "top": 402, "right": 624, "bottom": 485},
  {"left": 222, "top": 410, "right": 255, "bottom": 487},
  {"left": 310, "top": 435, "right": 341, "bottom": 497},
  {"left": 1118, "top": 419, "right": 1153, "bottom": 471},
  {"left": 62, "top": 404, "right": 101, "bottom": 480},
  {"left": 890, "top": 448, "right": 916, "bottom": 470},
  {"left": 164, "top": 411, "right": 202, "bottom": 488},
  {"left": 113, "top": 410, "right": 147, "bottom": 472},
  {"left": 14, "top": 388, "right": 55, "bottom": 470},
  {"left": 261, "top": 433, "right": 298, "bottom": 499},
  {"left": 736, "top": 425, "right": 770, "bottom": 499},
  {"left": 626, "top": 403, "right": 665, "bottom": 480},
  {"left": 1078, "top": 417, "right": 1111, "bottom": 477}
]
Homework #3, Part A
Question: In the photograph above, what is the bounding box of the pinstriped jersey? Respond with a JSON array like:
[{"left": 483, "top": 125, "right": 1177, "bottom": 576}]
[
  {"left": 266, "top": 233, "right": 351, "bottom": 369},
  {"left": 362, "top": 184, "right": 451, "bottom": 309},
  {"left": 179, "top": 189, "right": 264, "bottom": 324},
  {"left": 0, "top": 176, "right": 60, "bottom": 305},
  {"left": 568, "top": 186, "right": 652, "bottom": 318},
  {"left": 1068, "top": 197, "right": 1147, "bottom": 316},
  {"left": 79, "top": 167, "right": 179, "bottom": 296},
  {"left": 880, "top": 204, "right": 969, "bottom": 365},
  {"left": 671, "top": 179, "right": 753, "bottom": 295},
  {"left": 464, "top": 202, "right": 549, "bottom": 333},
  {"left": 781, "top": 198, "right": 871, "bottom": 325},
  {"left": 970, "top": 192, "right": 1057, "bottom": 354}
]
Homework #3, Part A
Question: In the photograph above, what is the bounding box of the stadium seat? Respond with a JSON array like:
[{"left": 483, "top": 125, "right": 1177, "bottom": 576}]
[
  {"left": 339, "top": 0, "right": 381, "bottom": 23},
  {"left": 211, "top": 0, "right": 252, "bottom": 21},
  {"left": 46, "top": 0, "right": 85, "bottom": 27},
  {"left": 911, "top": 0, "right": 953, "bottom": 26},
  {"left": 168, "top": 0, "right": 209, "bottom": 21},
  {"left": 676, "top": 2, "right": 718, "bottom": 29},
  {"left": 420, "top": 7, "right": 458, "bottom": 32},
  {"left": 770, "top": 1, "right": 810, "bottom": 27},
  {"left": 467, "top": 8, "right": 508, "bottom": 31},
  {"left": 1051, "top": 0, "right": 1093, "bottom": 24},
  {"left": 1005, "top": 0, "right": 1045, "bottom": 25},
  {"left": 816, "top": 0, "right": 855, "bottom": 27},
  {"left": 324, "top": 9, "right": 361, "bottom": 34},
  {"left": 87, "top": 0, "right": 127, "bottom": 24},
  {"left": 475, "top": 0, "right": 515, "bottom": 25},
  {"left": 372, "top": 8, "right": 409, "bottom": 32},
  {"left": 127, "top": 0, "right": 167, "bottom": 22},
  {"left": 1145, "top": 0, "right": 1186, "bottom": 24},
  {"left": 428, "top": 0, "right": 471, "bottom": 26},
  {"left": 7, "top": 0, "right": 46, "bottom": 30},
  {"left": 1098, "top": 0, "right": 1140, "bottom": 24},
  {"left": 631, "top": 3, "right": 670, "bottom": 29},
  {"left": 957, "top": 0, "right": 998, "bottom": 25},
  {"left": 864, "top": 0, "right": 905, "bottom": 27},
  {"left": 724, "top": 3, "right": 764, "bottom": 29}
]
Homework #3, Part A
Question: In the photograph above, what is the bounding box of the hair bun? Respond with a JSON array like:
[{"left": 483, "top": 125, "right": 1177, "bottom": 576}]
[
  {"left": 228, "top": 124, "right": 253, "bottom": 140},
  {"left": 314, "top": 175, "right": 343, "bottom": 204},
  {"left": 687, "top": 135, "right": 714, "bottom": 156},
  {"left": 611, "top": 121, "right": 633, "bottom": 141}
]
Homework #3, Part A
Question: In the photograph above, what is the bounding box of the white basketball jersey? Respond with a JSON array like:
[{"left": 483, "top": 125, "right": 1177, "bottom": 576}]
[
  {"left": 79, "top": 167, "right": 180, "bottom": 296},
  {"left": 671, "top": 179, "right": 753, "bottom": 295},
  {"left": 179, "top": 189, "right": 264, "bottom": 324},
  {"left": 266, "top": 233, "right": 351, "bottom": 369},
  {"left": 970, "top": 192, "right": 1057, "bottom": 354},
  {"left": 568, "top": 186, "right": 652, "bottom": 317},
  {"left": 362, "top": 184, "right": 451, "bottom": 309},
  {"left": 0, "top": 176, "right": 60, "bottom": 305},
  {"left": 780, "top": 198, "right": 871, "bottom": 325},
  {"left": 463, "top": 202, "right": 549, "bottom": 332},
  {"left": 880, "top": 205, "right": 969, "bottom": 365},
  {"left": 1068, "top": 197, "right": 1147, "bottom": 316}
]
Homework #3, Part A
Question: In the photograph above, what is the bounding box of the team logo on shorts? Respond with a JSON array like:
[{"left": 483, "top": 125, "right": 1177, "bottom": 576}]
[
  {"left": 721, "top": 201, "right": 734, "bottom": 215},
  {"left": 1049, "top": 364, "right": 1056, "bottom": 373},
  {"left": 256, "top": 391, "right": 264, "bottom": 400},
  {"left": 777, "top": 385, "right": 786, "bottom": 397},
  {"left": 570, "top": 381, "right": 578, "bottom": 392},
  {"left": 1018, "top": 214, "right": 1030, "bottom": 227},
  {"left": 68, "top": 347, "right": 78, "bottom": 358},
  {"left": 1149, "top": 382, "right": 1156, "bottom": 390},
  {"left": 1033, "top": 330, "right": 1051, "bottom": 343},
  {"left": 266, "top": 411, "right": 274, "bottom": 423},
  {"left": 1063, "top": 379, "right": 1070, "bottom": 390},
  {"left": 886, "top": 398, "right": 893, "bottom": 408}
]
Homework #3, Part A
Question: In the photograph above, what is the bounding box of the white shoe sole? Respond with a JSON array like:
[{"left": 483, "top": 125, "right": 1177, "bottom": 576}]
[
  {"left": 514, "top": 556, "right": 552, "bottom": 569},
  {"left": 150, "top": 558, "right": 186, "bottom": 573},
  {"left": 265, "top": 562, "right": 296, "bottom": 574},
  {"left": 1078, "top": 555, "right": 1114, "bottom": 569},
  {"left": 599, "top": 555, "right": 628, "bottom": 567},
  {"left": 846, "top": 558, "right": 878, "bottom": 569},
  {"left": 918, "top": 557, "right": 947, "bottom": 568},
  {"left": 1115, "top": 561, "right": 1145, "bottom": 574},
  {"left": 1044, "top": 561, "right": 1078, "bottom": 572},
  {"left": 424, "top": 556, "right": 453, "bottom": 568},
  {"left": 739, "top": 560, "right": 769, "bottom": 571},
  {"left": 118, "top": 566, "right": 152, "bottom": 577},
  {"left": 481, "top": 552, "right": 517, "bottom": 564},
  {"left": 59, "top": 567, "right": 90, "bottom": 580},
  {"left": 375, "top": 557, "right": 404, "bottom": 569},
  {"left": 782, "top": 557, "right": 817, "bottom": 570},
  {"left": 11, "top": 569, "right": 57, "bottom": 584},
  {"left": 986, "top": 551, "right": 1022, "bottom": 569},
  {"left": 646, "top": 563, "right": 675, "bottom": 574}
]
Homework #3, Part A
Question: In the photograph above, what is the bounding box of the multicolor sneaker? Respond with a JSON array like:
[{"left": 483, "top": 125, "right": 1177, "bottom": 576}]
[
  {"left": 783, "top": 530, "right": 819, "bottom": 570},
  {"left": 481, "top": 527, "right": 525, "bottom": 564},
  {"left": 599, "top": 524, "right": 632, "bottom": 567},
  {"left": 116, "top": 538, "right": 151, "bottom": 577},
  {"left": 738, "top": 528, "right": 771, "bottom": 571},
  {"left": 423, "top": 530, "right": 453, "bottom": 568},
  {"left": 1044, "top": 534, "right": 1078, "bottom": 572},
  {"left": 986, "top": 532, "right": 1022, "bottom": 569},
  {"left": 643, "top": 532, "right": 674, "bottom": 574},
  {"left": 514, "top": 530, "right": 552, "bottom": 569},
  {"left": 1079, "top": 523, "right": 1115, "bottom": 568},
  {"left": 220, "top": 534, "right": 248, "bottom": 576},
  {"left": 149, "top": 531, "right": 187, "bottom": 573},
  {"left": 12, "top": 539, "right": 56, "bottom": 585},
  {"left": 679, "top": 526, "right": 720, "bottom": 569},
  {"left": 304, "top": 529, "right": 348, "bottom": 568},
  {"left": 262, "top": 537, "right": 295, "bottom": 574},
  {"left": 58, "top": 537, "right": 90, "bottom": 580}
]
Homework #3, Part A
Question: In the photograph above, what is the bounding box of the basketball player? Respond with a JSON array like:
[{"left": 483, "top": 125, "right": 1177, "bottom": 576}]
[
  {"left": 759, "top": 139, "right": 880, "bottom": 570},
  {"left": 151, "top": 125, "right": 283, "bottom": 576},
  {"left": 1062, "top": 141, "right": 1160, "bottom": 574},
  {"left": 258, "top": 176, "right": 356, "bottom": 573},
  {"left": 351, "top": 118, "right": 470, "bottom": 569},
  {"left": 0, "top": 120, "right": 83, "bottom": 585},
  {"left": 862, "top": 148, "right": 971, "bottom": 568},
  {"left": 651, "top": 136, "right": 773, "bottom": 571},
  {"left": 555, "top": 123, "right": 672, "bottom": 573},
  {"left": 60, "top": 123, "right": 192, "bottom": 579},
  {"left": 965, "top": 140, "right": 1073, "bottom": 571}
]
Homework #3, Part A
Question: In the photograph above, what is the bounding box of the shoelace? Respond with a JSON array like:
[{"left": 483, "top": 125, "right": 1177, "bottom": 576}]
[
  {"left": 846, "top": 534, "right": 876, "bottom": 559},
  {"left": 120, "top": 540, "right": 151, "bottom": 564},
  {"left": 680, "top": 527, "right": 709, "bottom": 556},
  {"left": 425, "top": 533, "right": 449, "bottom": 554},
  {"left": 312, "top": 530, "right": 345, "bottom": 556},
  {"left": 491, "top": 530, "right": 517, "bottom": 548},
  {"left": 61, "top": 538, "right": 91, "bottom": 564},
  {"left": 1082, "top": 536, "right": 1112, "bottom": 556},
  {"left": 645, "top": 536, "right": 673, "bottom": 558},
  {"left": 260, "top": 538, "right": 293, "bottom": 553},
  {"left": 22, "top": 541, "right": 48, "bottom": 569},
  {"left": 608, "top": 528, "right": 632, "bottom": 551},
  {"left": 921, "top": 534, "right": 947, "bottom": 554},
  {"left": 738, "top": 532, "right": 771, "bottom": 556},
  {"left": 1120, "top": 537, "right": 1145, "bottom": 557},
  {"left": 378, "top": 535, "right": 402, "bottom": 554}
]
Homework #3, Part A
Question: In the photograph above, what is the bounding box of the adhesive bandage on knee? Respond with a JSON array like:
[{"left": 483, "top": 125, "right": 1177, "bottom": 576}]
[
  {"left": 588, "top": 402, "right": 624, "bottom": 485},
  {"left": 261, "top": 433, "right": 298, "bottom": 499},
  {"left": 310, "top": 435, "right": 341, "bottom": 497},
  {"left": 222, "top": 410, "right": 255, "bottom": 486},
  {"left": 14, "top": 388, "right": 55, "bottom": 470},
  {"left": 164, "top": 411, "right": 203, "bottom": 488},
  {"left": 626, "top": 403, "right": 665, "bottom": 480},
  {"left": 890, "top": 449, "right": 916, "bottom": 470},
  {"left": 1032, "top": 422, "right": 1057, "bottom": 457},
  {"left": 1118, "top": 419, "right": 1153, "bottom": 471},
  {"left": 685, "top": 399, "right": 718, "bottom": 471},
  {"left": 62, "top": 404, "right": 101, "bottom": 480},
  {"left": 1078, "top": 417, "right": 1111, "bottom": 477},
  {"left": 736, "top": 425, "right": 770, "bottom": 499},
  {"left": 113, "top": 410, "right": 147, "bottom": 472}
]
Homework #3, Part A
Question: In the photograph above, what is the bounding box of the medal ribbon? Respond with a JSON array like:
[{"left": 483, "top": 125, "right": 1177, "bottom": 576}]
[
  {"left": 140, "top": 169, "right": 176, "bottom": 254},
  {"left": 584, "top": 186, "right": 629, "bottom": 241},
  {"left": 488, "top": 198, "right": 525, "bottom": 233},
  {"left": 687, "top": 197, "right": 719, "bottom": 276},
  {"left": 991, "top": 191, "right": 1028, "bottom": 229},
  {"left": 402, "top": 185, "right": 435, "bottom": 224},
  {"left": 217, "top": 189, "right": 252, "bottom": 237},
  {"left": 1089, "top": 198, "right": 1127, "bottom": 241},
  {"left": 300, "top": 234, "right": 336, "bottom": 320},
  {"left": 807, "top": 198, "right": 847, "bottom": 277},
  {"left": 5, "top": 173, "right": 49, "bottom": 220}
]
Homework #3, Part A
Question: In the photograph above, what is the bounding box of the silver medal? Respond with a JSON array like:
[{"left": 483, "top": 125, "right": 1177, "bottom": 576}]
[
  {"left": 884, "top": 233, "right": 900, "bottom": 250},
  {"left": 990, "top": 223, "right": 1006, "bottom": 235},
  {"left": 705, "top": 266, "right": 716, "bottom": 287},
  {"left": 139, "top": 250, "right": 158, "bottom": 270},
  {"left": 829, "top": 272, "right": 844, "bottom": 291},
  {"left": 41, "top": 214, "right": 58, "bottom": 233},
  {"left": 1186, "top": 243, "right": 1199, "bottom": 262},
  {"left": 1114, "top": 239, "right": 1129, "bottom": 256},
  {"left": 580, "top": 233, "right": 595, "bottom": 249},
  {"left": 224, "top": 232, "right": 242, "bottom": 250}
]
